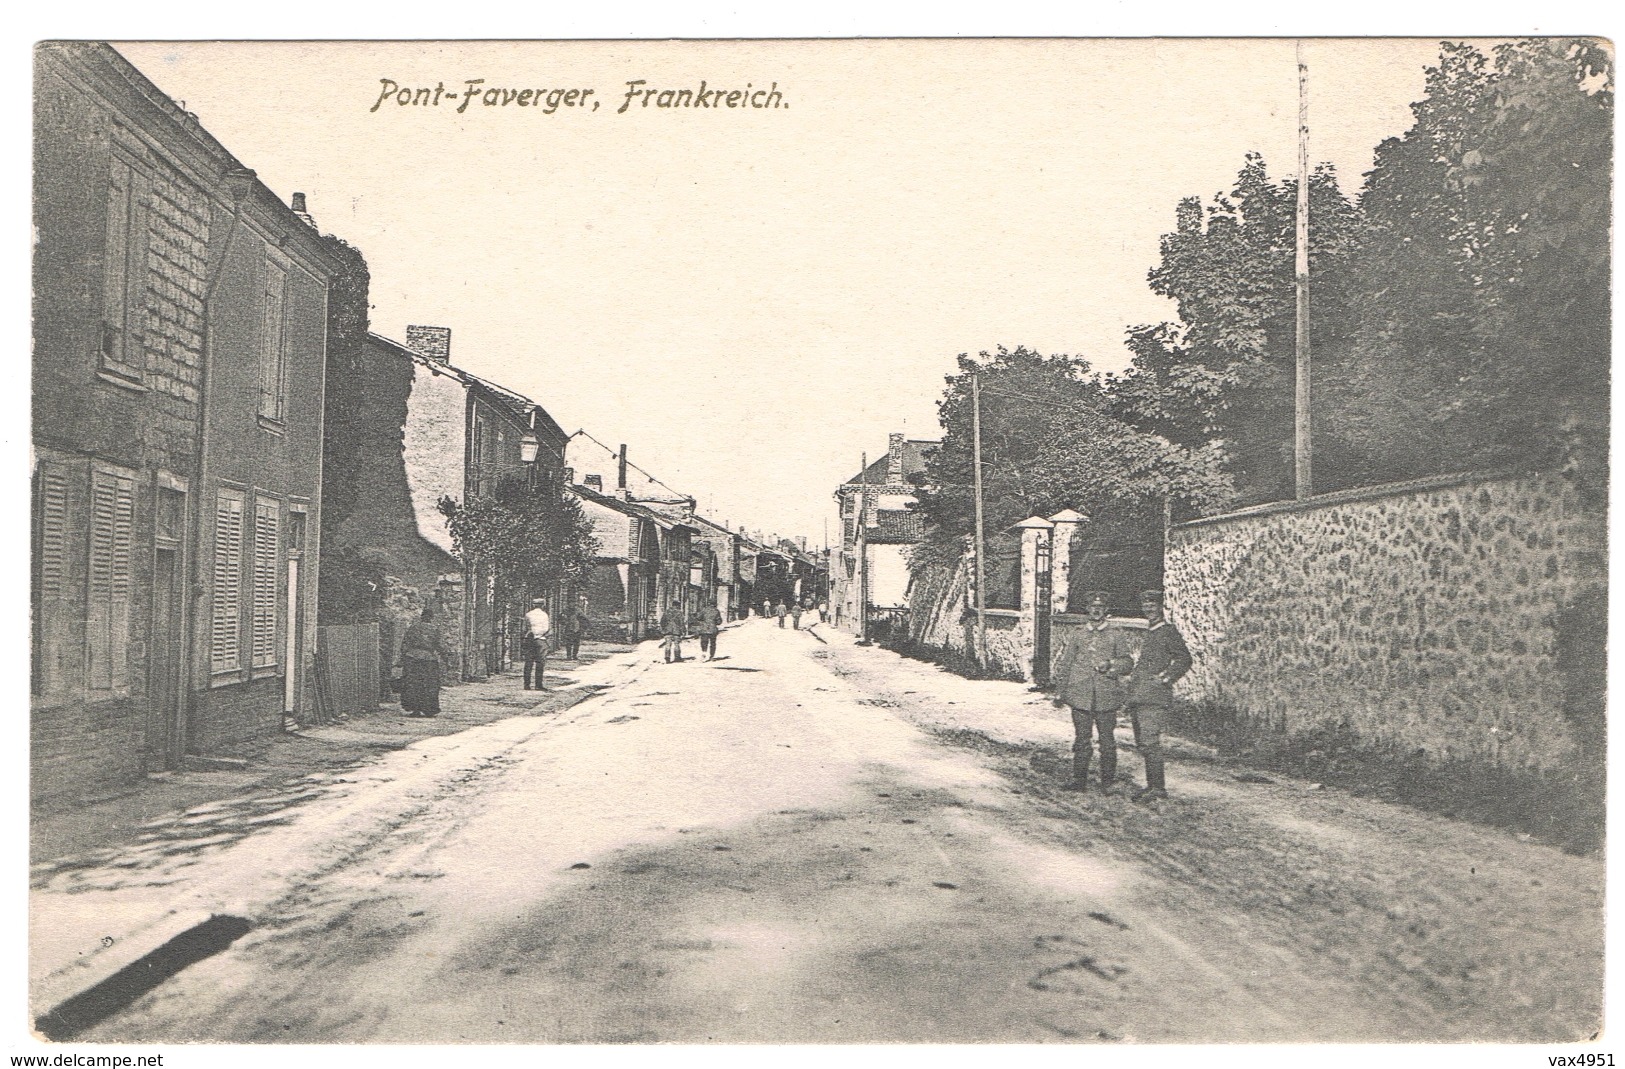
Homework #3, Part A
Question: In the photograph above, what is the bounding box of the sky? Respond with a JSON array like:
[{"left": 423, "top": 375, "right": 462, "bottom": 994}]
[{"left": 113, "top": 38, "right": 1465, "bottom": 545}]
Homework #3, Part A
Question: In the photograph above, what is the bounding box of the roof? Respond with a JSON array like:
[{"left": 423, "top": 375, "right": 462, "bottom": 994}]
[
  {"left": 566, "top": 429, "right": 690, "bottom": 504},
  {"left": 366, "top": 332, "right": 566, "bottom": 447},
  {"left": 867, "top": 509, "right": 926, "bottom": 544},
  {"left": 843, "top": 439, "right": 937, "bottom": 487}
]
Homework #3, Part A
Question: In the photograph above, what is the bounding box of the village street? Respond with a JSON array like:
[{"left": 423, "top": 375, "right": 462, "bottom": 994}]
[{"left": 31, "top": 619, "right": 1601, "bottom": 1045}]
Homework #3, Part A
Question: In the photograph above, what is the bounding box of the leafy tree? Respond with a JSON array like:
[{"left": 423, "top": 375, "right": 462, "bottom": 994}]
[
  {"left": 1349, "top": 38, "right": 1611, "bottom": 493},
  {"left": 437, "top": 475, "right": 600, "bottom": 613},
  {"left": 1108, "top": 156, "right": 1366, "bottom": 503},
  {"left": 912, "top": 346, "right": 1232, "bottom": 573},
  {"left": 314, "top": 233, "right": 373, "bottom": 625}
]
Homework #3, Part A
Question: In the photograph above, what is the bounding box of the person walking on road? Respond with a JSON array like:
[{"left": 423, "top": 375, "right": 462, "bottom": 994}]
[
  {"left": 791, "top": 601, "right": 804, "bottom": 630},
  {"left": 661, "top": 603, "right": 687, "bottom": 663},
  {"left": 774, "top": 601, "right": 788, "bottom": 628},
  {"left": 693, "top": 601, "right": 723, "bottom": 660},
  {"left": 560, "top": 597, "right": 589, "bottom": 661},
  {"left": 1124, "top": 589, "right": 1193, "bottom": 804},
  {"left": 523, "top": 597, "right": 551, "bottom": 691},
  {"left": 398, "top": 606, "right": 444, "bottom": 717},
  {"left": 761, "top": 599, "right": 771, "bottom": 620},
  {"left": 1050, "top": 591, "right": 1134, "bottom": 793}
]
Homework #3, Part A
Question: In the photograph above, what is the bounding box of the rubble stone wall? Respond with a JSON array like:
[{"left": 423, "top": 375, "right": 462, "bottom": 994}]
[
  {"left": 1165, "top": 471, "right": 1607, "bottom": 774},
  {"left": 907, "top": 553, "right": 1030, "bottom": 679}
]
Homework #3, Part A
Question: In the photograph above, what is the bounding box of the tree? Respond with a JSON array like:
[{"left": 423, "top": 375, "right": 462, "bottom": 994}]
[
  {"left": 313, "top": 233, "right": 374, "bottom": 625},
  {"left": 912, "top": 346, "right": 1232, "bottom": 574},
  {"left": 437, "top": 476, "right": 600, "bottom": 614},
  {"left": 1349, "top": 38, "right": 1611, "bottom": 492},
  {"left": 1108, "top": 156, "right": 1366, "bottom": 503}
]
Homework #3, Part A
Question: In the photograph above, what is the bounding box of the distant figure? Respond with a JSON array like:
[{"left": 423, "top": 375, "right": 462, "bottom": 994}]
[
  {"left": 1050, "top": 591, "right": 1133, "bottom": 794},
  {"left": 774, "top": 601, "right": 789, "bottom": 628},
  {"left": 694, "top": 601, "right": 723, "bottom": 660},
  {"left": 791, "top": 601, "right": 804, "bottom": 629},
  {"left": 399, "top": 606, "right": 443, "bottom": 718},
  {"left": 561, "top": 597, "right": 589, "bottom": 660},
  {"left": 660, "top": 604, "right": 687, "bottom": 663},
  {"left": 1125, "top": 589, "right": 1193, "bottom": 805},
  {"left": 761, "top": 599, "right": 771, "bottom": 620},
  {"left": 523, "top": 597, "right": 551, "bottom": 691},
  {"left": 817, "top": 600, "right": 828, "bottom": 624}
]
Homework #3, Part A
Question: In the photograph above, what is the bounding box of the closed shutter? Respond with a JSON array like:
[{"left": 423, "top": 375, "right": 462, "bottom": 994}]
[
  {"left": 101, "top": 157, "right": 148, "bottom": 379},
  {"left": 252, "top": 497, "right": 280, "bottom": 670},
  {"left": 36, "top": 466, "right": 73, "bottom": 696},
  {"left": 259, "top": 262, "right": 287, "bottom": 420},
  {"left": 211, "top": 489, "right": 245, "bottom": 674},
  {"left": 87, "top": 467, "right": 135, "bottom": 691}
]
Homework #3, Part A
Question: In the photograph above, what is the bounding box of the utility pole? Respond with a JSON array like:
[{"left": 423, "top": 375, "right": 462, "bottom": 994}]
[
  {"left": 1294, "top": 39, "right": 1314, "bottom": 500},
  {"left": 855, "top": 452, "right": 870, "bottom": 645},
  {"left": 972, "top": 373, "right": 988, "bottom": 666}
]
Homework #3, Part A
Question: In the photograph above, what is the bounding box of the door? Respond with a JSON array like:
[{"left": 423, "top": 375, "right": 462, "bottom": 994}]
[
  {"left": 1033, "top": 531, "right": 1053, "bottom": 686},
  {"left": 284, "top": 557, "right": 300, "bottom": 714},
  {"left": 148, "top": 548, "right": 183, "bottom": 770}
]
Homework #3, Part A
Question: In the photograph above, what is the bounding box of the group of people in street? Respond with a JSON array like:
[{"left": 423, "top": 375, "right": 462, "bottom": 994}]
[
  {"left": 522, "top": 596, "right": 593, "bottom": 690},
  {"left": 760, "top": 598, "right": 826, "bottom": 630},
  {"left": 660, "top": 600, "right": 724, "bottom": 663},
  {"left": 1048, "top": 589, "right": 1191, "bottom": 804}
]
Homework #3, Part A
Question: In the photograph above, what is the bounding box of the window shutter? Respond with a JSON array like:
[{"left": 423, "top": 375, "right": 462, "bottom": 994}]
[
  {"left": 37, "top": 467, "right": 73, "bottom": 696},
  {"left": 87, "top": 467, "right": 134, "bottom": 691},
  {"left": 252, "top": 497, "right": 280, "bottom": 669},
  {"left": 259, "top": 262, "right": 287, "bottom": 420},
  {"left": 211, "top": 489, "right": 245, "bottom": 674}
]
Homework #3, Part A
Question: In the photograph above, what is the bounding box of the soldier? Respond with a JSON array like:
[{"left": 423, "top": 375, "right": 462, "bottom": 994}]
[
  {"left": 659, "top": 602, "right": 687, "bottom": 663},
  {"left": 1124, "top": 589, "right": 1192, "bottom": 803},
  {"left": 693, "top": 600, "right": 723, "bottom": 660},
  {"left": 560, "top": 596, "right": 589, "bottom": 660},
  {"left": 1050, "top": 591, "right": 1134, "bottom": 793}
]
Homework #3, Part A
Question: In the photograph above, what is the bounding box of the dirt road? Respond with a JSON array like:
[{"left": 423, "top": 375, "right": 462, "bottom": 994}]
[{"left": 37, "top": 619, "right": 1602, "bottom": 1043}]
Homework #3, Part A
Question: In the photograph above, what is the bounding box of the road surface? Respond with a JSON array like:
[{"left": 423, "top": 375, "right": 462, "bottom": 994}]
[{"left": 33, "top": 618, "right": 1602, "bottom": 1043}]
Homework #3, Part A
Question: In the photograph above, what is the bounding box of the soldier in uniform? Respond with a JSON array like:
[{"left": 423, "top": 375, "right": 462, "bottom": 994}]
[
  {"left": 1124, "top": 589, "right": 1193, "bottom": 803},
  {"left": 1050, "top": 591, "right": 1134, "bottom": 793},
  {"left": 693, "top": 600, "right": 723, "bottom": 660},
  {"left": 660, "top": 602, "right": 687, "bottom": 663}
]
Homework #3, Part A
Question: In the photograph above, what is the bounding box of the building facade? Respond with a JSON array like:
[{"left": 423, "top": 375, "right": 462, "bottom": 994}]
[
  {"left": 832, "top": 433, "right": 935, "bottom": 631},
  {"left": 33, "top": 43, "right": 341, "bottom": 798}
]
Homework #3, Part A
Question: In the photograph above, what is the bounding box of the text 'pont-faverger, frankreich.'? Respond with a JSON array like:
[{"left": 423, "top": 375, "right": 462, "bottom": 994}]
[{"left": 369, "top": 79, "right": 789, "bottom": 115}]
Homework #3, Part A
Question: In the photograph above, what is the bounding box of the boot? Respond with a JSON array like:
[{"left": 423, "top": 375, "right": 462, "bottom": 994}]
[{"left": 1133, "top": 754, "right": 1167, "bottom": 802}]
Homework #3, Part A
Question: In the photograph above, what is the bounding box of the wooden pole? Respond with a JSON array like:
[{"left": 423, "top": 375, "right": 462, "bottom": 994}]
[
  {"left": 856, "top": 451, "right": 870, "bottom": 645},
  {"left": 972, "top": 373, "right": 988, "bottom": 665},
  {"left": 1294, "top": 40, "right": 1314, "bottom": 500}
]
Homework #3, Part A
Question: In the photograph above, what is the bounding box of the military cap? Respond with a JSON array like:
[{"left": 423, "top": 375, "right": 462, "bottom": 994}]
[
  {"left": 1138, "top": 589, "right": 1166, "bottom": 603},
  {"left": 1085, "top": 591, "right": 1111, "bottom": 608}
]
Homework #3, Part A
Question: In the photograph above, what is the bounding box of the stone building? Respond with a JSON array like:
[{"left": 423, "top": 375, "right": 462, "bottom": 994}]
[
  {"left": 832, "top": 433, "right": 936, "bottom": 631},
  {"left": 32, "top": 43, "right": 343, "bottom": 798},
  {"left": 320, "top": 327, "right": 567, "bottom": 681}
]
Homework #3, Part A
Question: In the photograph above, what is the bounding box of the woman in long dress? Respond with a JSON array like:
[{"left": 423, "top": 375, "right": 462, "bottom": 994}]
[{"left": 399, "top": 607, "right": 443, "bottom": 717}]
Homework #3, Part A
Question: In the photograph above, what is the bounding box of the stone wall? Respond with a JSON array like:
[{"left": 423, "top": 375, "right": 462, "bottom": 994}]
[
  {"left": 906, "top": 553, "right": 1030, "bottom": 679},
  {"left": 1165, "top": 471, "right": 1607, "bottom": 775},
  {"left": 402, "top": 359, "right": 467, "bottom": 556}
]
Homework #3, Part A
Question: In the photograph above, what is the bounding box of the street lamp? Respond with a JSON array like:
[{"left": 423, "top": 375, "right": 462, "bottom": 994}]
[{"left": 519, "top": 431, "right": 540, "bottom": 466}]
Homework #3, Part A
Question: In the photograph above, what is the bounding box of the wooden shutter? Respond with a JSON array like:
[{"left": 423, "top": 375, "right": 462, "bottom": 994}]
[
  {"left": 259, "top": 262, "right": 287, "bottom": 420},
  {"left": 87, "top": 467, "right": 134, "bottom": 691},
  {"left": 211, "top": 489, "right": 245, "bottom": 674},
  {"left": 252, "top": 497, "right": 280, "bottom": 669},
  {"left": 101, "top": 157, "right": 148, "bottom": 379},
  {"left": 36, "top": 466, "right": 73, "bottom": 696}
]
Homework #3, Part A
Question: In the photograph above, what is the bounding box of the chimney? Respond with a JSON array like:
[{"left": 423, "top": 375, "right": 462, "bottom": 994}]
[
  {"left": 887, "top": 432, "right": 905, "bottom": 484},
  {"left": 406, "top": 325, "right": 452, "bottom": 364},
  {"left": 618, "top": 445, "right": 629, "bottom": 493},
  {"left": 584, "top": 474, "right": 603, "bottom": 492},
  {"left": 290, "top": 192, "right": 317, "bottom": 231}
]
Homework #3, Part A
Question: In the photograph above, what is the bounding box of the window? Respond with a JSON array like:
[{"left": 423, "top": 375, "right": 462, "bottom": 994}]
[
  {"left": 101, "top": 155, "right": 149, "bottom": 382},
  {"left": 211, "top": 488, "right": 246, "bottom": 675},
  {"left": 87, "top": 466, "right": 136, "bottom": 692},
  {"left": 33, "top": 462, "right": 76, "bottom": 698},
  {"left": 251, "top": 496, "right": 281, "bottom": 673},
  {"left": 258, "top": 260, "right": 288, "bottom": 422}
]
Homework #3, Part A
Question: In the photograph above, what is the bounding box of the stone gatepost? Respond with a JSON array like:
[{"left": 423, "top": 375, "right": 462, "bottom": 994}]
[
  {"left": 1015, "top": 515, "right": 1055, "bottom": 682},
  {"left": 1047, "top": 509, "right": 1087, "bottom": 615}
]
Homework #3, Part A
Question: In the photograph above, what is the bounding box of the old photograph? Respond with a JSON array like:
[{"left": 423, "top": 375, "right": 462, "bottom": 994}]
[{"left": 25, "top": 37, "right": 1609, "bottom": 1051}]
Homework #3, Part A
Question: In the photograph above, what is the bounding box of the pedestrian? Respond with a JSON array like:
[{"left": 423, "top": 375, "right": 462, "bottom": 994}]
[
  {"left": 1049, "top": 591, "right": 1134, "bottom": 794},
  {"left": 398, "top": 606, "right": 443, "bottom": 718},
  {"left": 817, "top": 600, "right": 828, "bottom": 624},
  {"left": 775, "top": 601, "right": 788, "bottom": 628},
  {"left": 694, "top": 600, "right": 723, "bottom": 660},
  {"left": 791, "top": 601, "right": 803, "bottom": 629},
  {"left": 761, "top": 598, "right": 771, "bottom": 620},
  {"left": 1123, "top": 589, "right": 1193, "bottom": 804},
  {"left": 660, "top": 603, "right": 687, "bottom": 663},
  {"left": 523, "top": 596, "right": 551, "bottom": 691},
  {"left": 561, "top": 597, "right": 589, "bottom": 660}
]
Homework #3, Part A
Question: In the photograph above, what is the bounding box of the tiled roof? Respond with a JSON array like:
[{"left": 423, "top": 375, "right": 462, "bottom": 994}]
[
  {"left": 844, "top": 439, "right": 937, "bottom": 487},
  {"left": 868, "top": 509, "right": 926, "bottom": 544}
]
